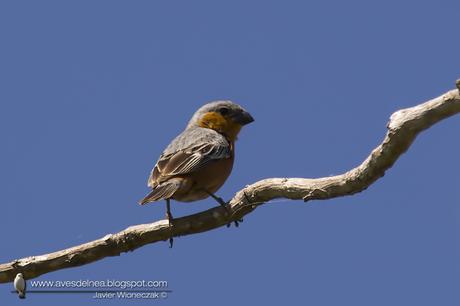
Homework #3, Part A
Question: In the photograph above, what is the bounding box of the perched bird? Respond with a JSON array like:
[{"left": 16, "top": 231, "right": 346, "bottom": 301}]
[
  {"left": 139, "top": 101, "right": 254, "bottom": 246},
  {"left": 14, "top": 273, "right": 26, "bottom": 299}
]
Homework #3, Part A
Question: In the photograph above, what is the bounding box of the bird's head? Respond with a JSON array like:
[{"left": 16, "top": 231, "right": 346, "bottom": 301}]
[
  {"left": 16, "top": 273, "right": 23, "bottom": 278},
  {"left": 187, "top": 100, "right": 254, "bottom": 141}
]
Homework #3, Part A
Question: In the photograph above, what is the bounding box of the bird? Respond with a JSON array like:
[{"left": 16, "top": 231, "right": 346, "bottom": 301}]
[
  {"left": 139, "top": 100, "right": 254, "bottom": 247},
  {"left": 14, "top": 273, "right": 26, "bottom": 299}
]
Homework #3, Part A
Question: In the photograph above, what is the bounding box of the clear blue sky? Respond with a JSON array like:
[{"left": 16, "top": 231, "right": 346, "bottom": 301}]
[{"left": 1, "top": 1, "right": 459, "bottom": 305}]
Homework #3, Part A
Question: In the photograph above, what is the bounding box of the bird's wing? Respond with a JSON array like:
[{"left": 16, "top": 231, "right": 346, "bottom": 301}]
[{"left": 148, "top": 128, "right": 230, "bottom": 187}]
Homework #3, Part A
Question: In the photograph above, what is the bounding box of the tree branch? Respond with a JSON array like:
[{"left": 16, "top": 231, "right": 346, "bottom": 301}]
[{"left": 2, "top": 82, "right": 460, "bottom": 283}]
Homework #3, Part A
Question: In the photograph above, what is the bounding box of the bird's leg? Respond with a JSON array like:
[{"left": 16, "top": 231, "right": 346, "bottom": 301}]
[
  {"left": 205, "top": 191, "right": 242, "bottom": 227},
  {"left": 165, "top": 199, "right": 174, "bottom": 248},
  {"left": 207, "top": 192, "right": 228, "bottom": 207},
  {"left": 165, "top": 199, "right": 173, "bottom": 222}
]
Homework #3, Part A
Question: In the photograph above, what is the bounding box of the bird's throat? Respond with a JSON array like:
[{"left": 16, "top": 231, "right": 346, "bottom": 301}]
[{"left": 198, "top": 111, "right": 242, "bottom": 142}]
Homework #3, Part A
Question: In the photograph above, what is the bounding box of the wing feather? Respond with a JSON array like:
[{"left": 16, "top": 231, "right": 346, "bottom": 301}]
[{"left": 147, "top": 131, "right": 231, "bottom": 188}]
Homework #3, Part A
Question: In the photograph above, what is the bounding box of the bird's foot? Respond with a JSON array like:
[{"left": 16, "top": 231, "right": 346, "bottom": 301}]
[
  {"left": 215, "top": 199, "right": 237, "bottom": 227},
  {"left": 218, "top": 203, "right": 242, "bottom": 227},
  {"left": 216, "top": 197, "right": 244, "bottom": 227},
  {"left": 206, "top": 191, "right": 243, "bottom": 228},
  {"left": 226, "top": 218, "right": 243, "bottom": 228}
]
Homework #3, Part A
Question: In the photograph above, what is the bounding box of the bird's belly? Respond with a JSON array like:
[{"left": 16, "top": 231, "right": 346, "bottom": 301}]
[{"left": 172, "top": 157, "right": 234, "bottom": 202}]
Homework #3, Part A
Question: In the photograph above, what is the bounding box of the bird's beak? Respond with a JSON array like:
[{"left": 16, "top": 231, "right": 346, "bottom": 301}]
[{"left": 232, "top": 111, "right": 254, "bottom": 125}]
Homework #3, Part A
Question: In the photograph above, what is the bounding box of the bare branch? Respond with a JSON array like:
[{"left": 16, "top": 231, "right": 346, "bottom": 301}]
[{"left": 1, "top": 84, "right": 460, "bottom": 283}]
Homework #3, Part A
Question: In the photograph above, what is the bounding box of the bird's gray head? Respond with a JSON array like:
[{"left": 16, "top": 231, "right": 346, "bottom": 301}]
[
  {"left": 186, "top": 101, "right": 254, "bottom": 141},
  {"left": 16, "top": 273, "right": 23, "bottom": 278}
]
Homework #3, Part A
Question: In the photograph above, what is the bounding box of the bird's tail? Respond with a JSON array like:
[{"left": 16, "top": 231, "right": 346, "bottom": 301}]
[
  {"left": 139, "top": 180, "right": 181, "bottom": 205},
  {"left": 18, "top": 291, "right": 25, "bottom": 299}
]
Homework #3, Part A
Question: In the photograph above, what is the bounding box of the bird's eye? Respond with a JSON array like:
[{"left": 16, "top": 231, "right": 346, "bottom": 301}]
[{"left": 218, "top": 107, "right": 229, "bottom": 115}]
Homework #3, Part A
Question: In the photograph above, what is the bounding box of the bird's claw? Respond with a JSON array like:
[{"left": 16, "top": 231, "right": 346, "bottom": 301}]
[
  {"left": 207, "top": 192, "right": 243, "bottom": 228},
  {"left": 226, "top": 218, "right": 243, "bottom": 228}
]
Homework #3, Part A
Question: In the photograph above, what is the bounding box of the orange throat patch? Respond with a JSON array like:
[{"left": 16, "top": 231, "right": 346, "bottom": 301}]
[{"left": 198, "top": 111, "right": 242, "bottom": 142}]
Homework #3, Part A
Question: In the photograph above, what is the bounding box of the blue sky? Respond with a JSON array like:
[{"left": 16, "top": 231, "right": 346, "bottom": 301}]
[{"left": 1, "top": 1, "right": 459, "bottom": 305}]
